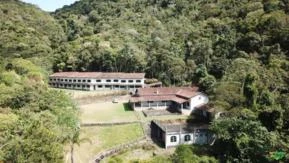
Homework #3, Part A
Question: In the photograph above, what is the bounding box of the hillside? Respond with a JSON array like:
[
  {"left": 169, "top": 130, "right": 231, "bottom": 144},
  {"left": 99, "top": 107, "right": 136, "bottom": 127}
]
[
  {"left": 0, "top": 1, "right": 79, "bottom": 162},
  {"left": 0, "top": 0, "right": 65, "bottom": 69},
  {"left": 0, "top": 0, "right": 288, "bottom": 162},
  {"left": 53, "top": 0, "right": 289, "bottom": 86},
  {"left": 53, "top": 0, "right": 289, "bottom": 162}
]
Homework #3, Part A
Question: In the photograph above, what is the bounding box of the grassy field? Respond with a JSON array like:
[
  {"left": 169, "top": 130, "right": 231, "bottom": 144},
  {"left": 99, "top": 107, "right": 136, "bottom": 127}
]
[
  {"left": 64, "top": 88, "right": 186, "bottom": 163},
  {"left": 104, "top": 145, "right": 174, "bottom": 163},
  {"left": 66, "top": 123, "right": 143, "bottom": 163},
  {"left": 80, "top": 102, "right": 137, "bottom": 123}
]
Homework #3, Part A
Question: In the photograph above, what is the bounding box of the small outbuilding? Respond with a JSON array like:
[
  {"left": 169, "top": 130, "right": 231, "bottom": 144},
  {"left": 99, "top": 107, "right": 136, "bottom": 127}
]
[{"left": 151, "top": 119, "right": 213, "bottom": 148}]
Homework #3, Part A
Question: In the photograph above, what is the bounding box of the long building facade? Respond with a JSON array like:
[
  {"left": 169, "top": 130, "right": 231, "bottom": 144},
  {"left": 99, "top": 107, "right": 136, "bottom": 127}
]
[{"left": 49, "top": 72, "right": 145, "bottom": 91}]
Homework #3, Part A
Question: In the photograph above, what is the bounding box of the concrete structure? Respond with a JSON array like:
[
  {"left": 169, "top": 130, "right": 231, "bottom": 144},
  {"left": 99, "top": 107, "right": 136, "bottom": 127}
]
[
  {"left": 129, "top": 87, "right": 209, "bottom": 115},
  {"left": 151, "top": 120, "right": 213, "bottom": 148},
  {"left": 49, "top": 72, "right": 145, "bottom": 91}
]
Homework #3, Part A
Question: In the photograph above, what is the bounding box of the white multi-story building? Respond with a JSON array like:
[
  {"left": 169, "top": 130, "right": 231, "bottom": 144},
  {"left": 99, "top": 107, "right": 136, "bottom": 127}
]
[{"left": 49, "top": 72, "right": 145, "bottom": 91}]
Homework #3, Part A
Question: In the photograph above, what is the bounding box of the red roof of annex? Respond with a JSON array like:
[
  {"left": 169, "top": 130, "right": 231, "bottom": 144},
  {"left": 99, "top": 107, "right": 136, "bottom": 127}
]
[
  {"left": 130, "top": 87, "right": 201, "bottom": 104},
  {"left": 50, "top": 72, "right": 145, "bottom": 79}
]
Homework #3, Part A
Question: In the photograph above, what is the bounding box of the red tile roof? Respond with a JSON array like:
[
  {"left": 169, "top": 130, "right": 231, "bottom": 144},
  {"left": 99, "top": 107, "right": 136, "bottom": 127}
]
[
  {"left": 130, "top": 87, "right": 200, "bottom": 103},
  {"left": 136, "top": 87, "right": 198, "bottom": 96},
  {"left": 50, "top": 72, "right": 145, "bottom": 79},
  {"left": 129, "top": 95, "right": 188, "bottom": 103}
]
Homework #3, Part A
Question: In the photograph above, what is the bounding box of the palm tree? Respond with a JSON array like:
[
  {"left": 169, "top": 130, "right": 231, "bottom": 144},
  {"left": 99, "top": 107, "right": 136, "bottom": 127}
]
[{"left": 70, "top": 130, "right": 92, "bottom": 163}]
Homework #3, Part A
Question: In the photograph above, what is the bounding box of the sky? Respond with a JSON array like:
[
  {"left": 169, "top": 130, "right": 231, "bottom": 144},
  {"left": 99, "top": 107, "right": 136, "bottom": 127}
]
[{"left": 21, "top": 0, "right": 79, "bottom": 12}]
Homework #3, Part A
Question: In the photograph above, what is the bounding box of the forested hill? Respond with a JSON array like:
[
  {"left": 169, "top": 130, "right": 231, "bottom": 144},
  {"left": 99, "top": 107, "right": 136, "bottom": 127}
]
[
  {"left": 53, "top": 0, "right": 289, "bottom": 85},
  {"left": 54, "top": 0, "right": 289, "bottom": 162},
  {"left": 0, "top": 0, "right": 289, "bottom": 162},
  {"left": 0, "top": 0, "right": 64, "bottom": 69},
  {"left": 0, "top": 1, "right": 78, "bottom": 162}
]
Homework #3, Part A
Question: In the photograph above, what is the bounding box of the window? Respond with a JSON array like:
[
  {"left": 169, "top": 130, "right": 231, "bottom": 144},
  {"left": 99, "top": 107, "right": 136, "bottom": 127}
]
[
  {"left": 105, "top": 85, "right": 111, "bottom": 88},
  {"left": 73, "top": 80, "right": 76, "bottom": 82},
  {"left": 88, "top": 80, "right": 91, "bottom": 82},
  {"left": 82, "top": 80, "right": 86, "bottom": 82},
  {"left": 121, "top": 80, "right": 126, "bottom": 83},
  {"left": 86, "top": 85, "right": 90, "bottom": 88},
  {"left": 65, "top": 79, "right": 68, "bottom": 82},
  {"left": 96, "top": 80, "right": 101, "bottom": 82},
  {"left": 113, "top": 79, "right": 119, "bottom": 82},
  {"left": 128, "top": 80, "right": 133, "bottom": 83},
  {"left": 78, "top": 80, "right": 81, "bottom": 82},
  {"left": 61, "top": 79, "right": 63, "bottom": 81},
  {"left": 57, "top": 79, "right": 60, "bottom": 81},
  {"left": 98, "top": 85, "right": 103, "bottom": 88},
  {"left": 69, "top": 79, "right": 72, "bottom": 82},
  {"left": 170, "top": 136, "right": 177, "bottom": 142},
  {"left": 106, "top": 80, "right": 111, "bottom": 82},
  {"left": 136, "top": 80, "right": 141, "bottom": 83},
  {"left": 135, "top": 102, "right": 141, "bottom": 107},
  {"left": 49, "top": 78, "right": 53, "bottom": 81},
  {"left": 184, "top": 135, "right": 191, "bottom": 141},
  {"left": 77, "top": 85, "right": 80, "bottom": 87}
]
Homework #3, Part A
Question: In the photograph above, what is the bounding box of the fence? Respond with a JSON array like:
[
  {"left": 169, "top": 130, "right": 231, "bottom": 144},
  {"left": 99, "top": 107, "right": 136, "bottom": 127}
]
[{"left": 93, "top": 136, "right": 147, "bottom": 163}]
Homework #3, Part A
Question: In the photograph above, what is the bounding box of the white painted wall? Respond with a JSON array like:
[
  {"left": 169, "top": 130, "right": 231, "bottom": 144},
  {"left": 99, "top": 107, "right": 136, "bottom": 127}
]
[
  {"left": 165, "top": 134, "right": 180, "bottom": 148},
  {"left": 181, "top": 133, "right": 194, "bottom": 145},
  {"left": 190, "top": 94, "right": 209, "bottom": 110},
  {"left": 165, "top": 132, "right": 209, "bottom": 148},
  {"left": 133, "top": 101, "right": 172, "bottom": 111}
]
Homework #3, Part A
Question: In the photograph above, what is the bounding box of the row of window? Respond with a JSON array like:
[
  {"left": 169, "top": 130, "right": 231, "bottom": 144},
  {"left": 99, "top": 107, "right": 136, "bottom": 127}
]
[
  {"left": 50, "top": 78, "right": 142, "bottom": 83},
  {"left": 170, "top": 135, "right": 191, "bottom": 142},
  {"left": 52, "top": 83, "right": 90, "bottom": 88},
  {"left": 50, "top": 83, "right": 142, "bottom": 89},
  {"left": 170, "top": 133, "right": 207, "bottom": 142}
]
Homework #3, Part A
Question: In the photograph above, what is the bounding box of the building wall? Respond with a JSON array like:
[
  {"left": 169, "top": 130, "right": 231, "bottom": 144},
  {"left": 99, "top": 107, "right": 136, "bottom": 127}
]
[
  {"left": 165, "top": 133, "right": 180, "bottom": 148},
  {"left": 190, "top": 94, "right": 209, "bottom": 110},
  {"left": 49, "top": 77, "right": 145, "bottom": 91},
  {"left": 133, "top": 101, "right": 172, "bottom": 111},
  {"left": 165, "top": 130, "right": 209, "bottom": 148}
]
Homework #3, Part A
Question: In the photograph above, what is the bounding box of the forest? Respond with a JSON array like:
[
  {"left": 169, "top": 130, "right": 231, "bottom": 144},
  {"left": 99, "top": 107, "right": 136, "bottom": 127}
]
[{"left": 1, "top": 0, "right": 289, "bottom": 162}]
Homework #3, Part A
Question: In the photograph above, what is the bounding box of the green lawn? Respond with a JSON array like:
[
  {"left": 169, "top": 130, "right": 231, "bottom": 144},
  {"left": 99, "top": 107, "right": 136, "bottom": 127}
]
[
  {"left": 135, "top": 111, "right": 189, "bottom": 122},
  {"left": 104, "top": 145, "right": 174, "bottom": 163},
  {"left": 67, "top": 123, "right": 144, "bottom": 163},
  {"left": 80, "top": 102, "right": 137, "bottom": 123}
]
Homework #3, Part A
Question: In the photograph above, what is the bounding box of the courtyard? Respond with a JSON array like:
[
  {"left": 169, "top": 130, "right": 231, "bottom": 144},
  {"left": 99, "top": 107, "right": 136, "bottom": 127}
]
[{"left": 63, "top": 90, "right": 190, "bottom": 163}]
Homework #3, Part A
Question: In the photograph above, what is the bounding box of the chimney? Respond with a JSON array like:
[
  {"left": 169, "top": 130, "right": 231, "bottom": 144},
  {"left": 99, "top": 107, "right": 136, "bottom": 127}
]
[{"left": 155, "top": 89, "right": 159, "bottom": 94}]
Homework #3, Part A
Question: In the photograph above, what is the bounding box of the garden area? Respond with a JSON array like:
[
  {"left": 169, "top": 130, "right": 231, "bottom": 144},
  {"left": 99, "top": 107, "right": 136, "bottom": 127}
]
[{"left": 80, "top": 102, "right": 137, "bottom": 124}]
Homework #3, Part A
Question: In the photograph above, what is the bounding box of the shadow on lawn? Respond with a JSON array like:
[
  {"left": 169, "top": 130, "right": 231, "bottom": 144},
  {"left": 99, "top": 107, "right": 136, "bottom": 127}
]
[{"left": 123, "top": 103, "right": 133, "bottom": 112}]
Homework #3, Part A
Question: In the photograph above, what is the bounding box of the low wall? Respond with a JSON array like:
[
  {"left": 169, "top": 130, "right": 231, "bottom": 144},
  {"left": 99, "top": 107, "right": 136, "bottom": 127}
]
[{"left": 81, "top": 121, "right": 140, "bottom": 127}]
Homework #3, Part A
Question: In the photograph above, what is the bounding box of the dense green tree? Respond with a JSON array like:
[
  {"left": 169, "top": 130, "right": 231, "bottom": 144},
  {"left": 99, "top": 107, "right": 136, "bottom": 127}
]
[
  {"left": 173, "top": 145, "right": 218, "bottom": 163},
  {"left": 211, "top": 117, "right": 279, "bottom": 162}
]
